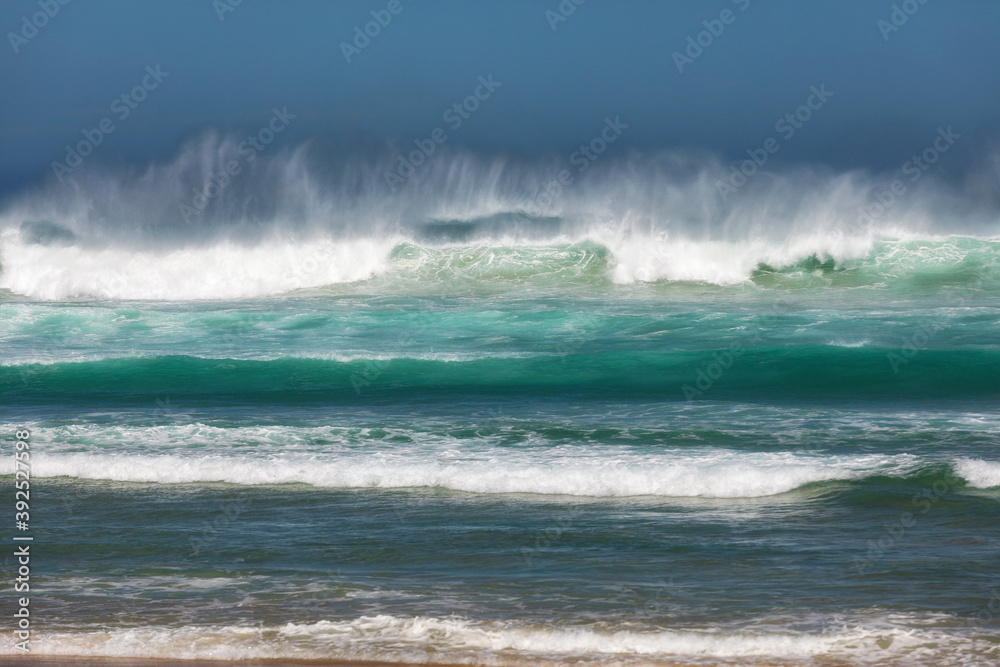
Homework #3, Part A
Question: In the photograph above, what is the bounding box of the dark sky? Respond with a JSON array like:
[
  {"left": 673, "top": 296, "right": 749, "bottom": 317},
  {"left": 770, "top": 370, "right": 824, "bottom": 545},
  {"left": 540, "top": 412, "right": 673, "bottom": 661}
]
[{"left": 2, "top": 0, "right": 999, "bottom": 197}]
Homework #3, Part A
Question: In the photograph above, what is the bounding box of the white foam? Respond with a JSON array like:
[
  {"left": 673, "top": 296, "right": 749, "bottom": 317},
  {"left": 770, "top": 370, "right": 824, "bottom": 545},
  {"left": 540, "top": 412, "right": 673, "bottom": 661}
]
[
  {"left": 3, "top": 226, "right": 997, "bottom": 299},
  {"left": 1, "top": 613, "right": 991, "bottom": 665},
  {"left": 0, "top": 229, "right": 394, "bottom": 300},
  {"left": 954, "top": 459, "right": 1000, "bottom": 489},
  {"left": 591, "top": 228, "right": 874, "bottom": 285},
  {"left": 0, "top": 349, "right": 544, "bottom": 366},
  {"left": 828, "top": 338, "right": 872, "bottom": 348},
  {"left": 3, "top": 445, "right": 916, "bottom": 498}
]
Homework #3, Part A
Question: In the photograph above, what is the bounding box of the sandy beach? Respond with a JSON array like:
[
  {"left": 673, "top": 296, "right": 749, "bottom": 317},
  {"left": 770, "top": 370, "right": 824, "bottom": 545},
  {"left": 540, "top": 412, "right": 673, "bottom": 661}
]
[{"left": 0, "top": 657, "right": 857, "bottom": 667}]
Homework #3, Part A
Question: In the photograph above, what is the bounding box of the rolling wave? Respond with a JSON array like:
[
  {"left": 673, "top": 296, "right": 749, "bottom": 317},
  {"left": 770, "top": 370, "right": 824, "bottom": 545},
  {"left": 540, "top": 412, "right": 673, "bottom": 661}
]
[
  {"left": 1, "top": 451, "right": 914, "bottom": 497},
  {"left": 2, "top": 434, "right": 994, "bottom": 496},
  {"left": 3, "top": 348, "right": 999, "bottom": 403}
]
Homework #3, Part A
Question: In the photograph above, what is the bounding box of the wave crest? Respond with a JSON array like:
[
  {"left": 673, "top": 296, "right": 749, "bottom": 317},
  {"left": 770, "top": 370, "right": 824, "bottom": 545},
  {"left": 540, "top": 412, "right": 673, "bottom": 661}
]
[{"left": 2, "top": 230, "right": 998, "bottom": 299}]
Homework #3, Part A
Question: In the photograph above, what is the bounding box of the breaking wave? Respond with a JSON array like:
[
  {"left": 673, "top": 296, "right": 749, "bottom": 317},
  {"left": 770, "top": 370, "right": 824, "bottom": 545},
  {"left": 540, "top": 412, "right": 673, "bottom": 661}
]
[
  {"left": 1, "top": 133, "right": 998, "bottom": 299},
  {"left": 4, "top": 612, "right": 996, "bottom": 665}
]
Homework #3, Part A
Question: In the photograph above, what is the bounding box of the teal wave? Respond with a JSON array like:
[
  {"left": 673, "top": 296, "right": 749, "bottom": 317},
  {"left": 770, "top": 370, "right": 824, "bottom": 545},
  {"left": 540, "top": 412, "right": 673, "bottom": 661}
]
[{"left": 4, "top": 346, "right": 998, "bottom": 405}]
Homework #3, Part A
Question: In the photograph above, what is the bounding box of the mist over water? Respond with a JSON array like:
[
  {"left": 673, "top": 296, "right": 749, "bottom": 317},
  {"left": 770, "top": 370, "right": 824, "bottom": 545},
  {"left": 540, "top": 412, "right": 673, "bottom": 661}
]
[{"left": 2, "top": 132, "right": 998, "bottom": 299}]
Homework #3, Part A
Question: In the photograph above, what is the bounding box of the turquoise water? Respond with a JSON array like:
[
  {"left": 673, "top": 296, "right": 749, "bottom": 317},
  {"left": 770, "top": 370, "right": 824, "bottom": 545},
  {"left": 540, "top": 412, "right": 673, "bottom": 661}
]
[{"left": 2, "top": 235, "right": 1000, "bottom": 665}]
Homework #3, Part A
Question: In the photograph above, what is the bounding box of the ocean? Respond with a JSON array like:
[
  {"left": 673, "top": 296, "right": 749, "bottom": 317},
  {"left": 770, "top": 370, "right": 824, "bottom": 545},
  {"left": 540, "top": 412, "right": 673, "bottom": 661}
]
[{"left": 1, "top": 159, "right": 1000, "bottom": 665}]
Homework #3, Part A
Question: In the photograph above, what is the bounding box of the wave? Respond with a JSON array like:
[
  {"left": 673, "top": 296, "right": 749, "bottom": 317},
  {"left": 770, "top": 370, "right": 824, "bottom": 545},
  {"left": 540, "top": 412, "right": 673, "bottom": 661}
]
[
  {"left": 5, "top": 451, "right": 896, "bottom": 497},
  {"left": 5, "top": 445, "right": 994, "bottom": 497},
  {"left": 954, "top": 459, "right": 1000, "bottom": 489},
  {"left": 3, "top": 612, "right": 994, "bottom": 665},
  {"left": 2, "top": 232, "right": 999, "bottom": 299},
  {"left": 4, "top": 349, "right": 999, "bottom": 403},
  {"left": 0, "top": 229, "right": 394, "bottom": 300},
  {"left": 2, "top": 133, "right": 999, "bottom": 299}
]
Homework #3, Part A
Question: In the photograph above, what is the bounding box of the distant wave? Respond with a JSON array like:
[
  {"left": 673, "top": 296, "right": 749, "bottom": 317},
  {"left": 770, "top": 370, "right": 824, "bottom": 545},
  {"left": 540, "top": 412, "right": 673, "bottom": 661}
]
[{"left": 2, "top": 132, "right": 999, "bottom": 299}]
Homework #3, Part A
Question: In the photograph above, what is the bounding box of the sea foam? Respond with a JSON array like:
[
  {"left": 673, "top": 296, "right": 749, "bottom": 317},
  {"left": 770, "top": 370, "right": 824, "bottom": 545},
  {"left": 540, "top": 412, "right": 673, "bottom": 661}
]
[
  {"left": 954, "top": 459, "right": 1000, "bottom": 489},
  {"left": 4, "top": 613, "right": 992, "bottom": 665},
  {"left": 6, "top": 447, "right": 921, "bottom": 498}
]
